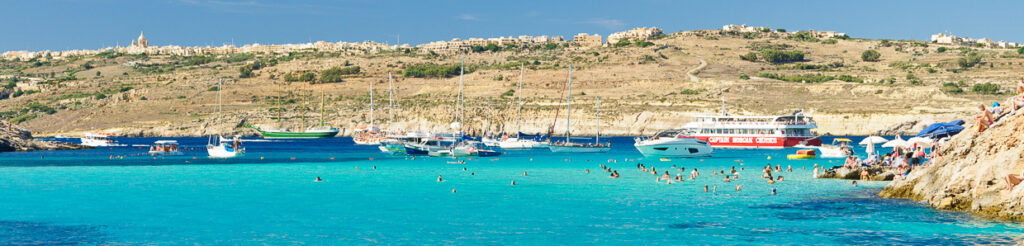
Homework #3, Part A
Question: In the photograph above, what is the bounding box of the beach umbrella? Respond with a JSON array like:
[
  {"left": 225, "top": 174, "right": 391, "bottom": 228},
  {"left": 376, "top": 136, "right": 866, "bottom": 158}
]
[
  {"left": 907, "top": 137, "right": 933, "bottom": 146},
  {"left": 882, "top": 135, "right": 910, "bottom": 148},
  {"left": 859, "top": 136, "right": 889, "bottom": 146}
]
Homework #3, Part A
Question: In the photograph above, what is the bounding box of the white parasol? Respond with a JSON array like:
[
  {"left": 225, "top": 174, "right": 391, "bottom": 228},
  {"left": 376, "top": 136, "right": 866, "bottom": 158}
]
[
  {"left": 882, "top": 135, "right": 911, "bottom": 148},
  {"left": 859, "top": 136, "right": 889, "bottom": 145}
]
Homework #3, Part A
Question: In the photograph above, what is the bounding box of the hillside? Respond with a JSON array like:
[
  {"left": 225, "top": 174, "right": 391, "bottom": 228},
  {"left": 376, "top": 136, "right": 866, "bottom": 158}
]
[
  {"left": 879, "top": 110, "right": 1024, "bottom": 221},
  {"left": 1, "top": 30, "right": 1020, "bottom": 137}
]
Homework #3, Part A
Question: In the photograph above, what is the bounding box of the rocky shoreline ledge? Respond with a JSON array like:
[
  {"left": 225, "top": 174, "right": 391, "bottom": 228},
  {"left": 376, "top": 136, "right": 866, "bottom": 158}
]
[
  {"left": 0, "top": 121, "right": 89, "bottom": 152},
  {"left": 819, "top": 166, "right": 898, "bottom": 181},
  {"left": 878, "top": 111, "right": 1024, "bottom": 222}
]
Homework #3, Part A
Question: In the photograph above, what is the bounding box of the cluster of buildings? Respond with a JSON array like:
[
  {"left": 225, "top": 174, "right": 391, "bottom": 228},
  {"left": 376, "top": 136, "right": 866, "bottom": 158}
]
[
  {"left": 417, "top": 27, "right": 665, "bottom": 52},
  {"left": 416, "top": 35, "right": 566, "bottom": 53},
  {"left": 930, "top": 33, "right": 1020, "bottom": 49},
  {"left": 1, "top": 32, "right": 408, "bottom": 61},
  {"left": 721, "top": 24, "right": 846, "bottom": 39}
]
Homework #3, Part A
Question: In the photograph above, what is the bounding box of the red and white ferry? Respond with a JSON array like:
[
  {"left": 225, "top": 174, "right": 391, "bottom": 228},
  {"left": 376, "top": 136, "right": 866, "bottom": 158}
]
[{"left": 681, "top": 110, "right": 821, "bottom": 149}]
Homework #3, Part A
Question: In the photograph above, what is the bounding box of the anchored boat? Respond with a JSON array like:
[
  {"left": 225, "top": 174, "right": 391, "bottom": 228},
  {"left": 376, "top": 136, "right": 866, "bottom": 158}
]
[
  {"left": 634, "top": 129, "right": 713, "bottom": 157},
  {"left": 148, "top": 140, "right": 184, "bottom": 156},
  {"left": 549, "top": 66, "right": 610, "bottom": 153}
]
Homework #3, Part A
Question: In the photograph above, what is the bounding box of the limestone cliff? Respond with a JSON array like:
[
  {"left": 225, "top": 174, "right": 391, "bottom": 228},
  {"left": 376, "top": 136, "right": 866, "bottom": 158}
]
[
  {"left": 0, "top": 121, "right": 88, "bottom": 152},
  {"left": 879, "top": 111, "right": 1024, "bottom": 221}
]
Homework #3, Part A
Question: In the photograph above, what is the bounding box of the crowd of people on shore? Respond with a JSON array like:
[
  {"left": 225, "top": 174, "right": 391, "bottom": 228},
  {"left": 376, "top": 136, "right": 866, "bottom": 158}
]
[{"left": 975, "top": 78, "right": 1024, "bottom": 132}]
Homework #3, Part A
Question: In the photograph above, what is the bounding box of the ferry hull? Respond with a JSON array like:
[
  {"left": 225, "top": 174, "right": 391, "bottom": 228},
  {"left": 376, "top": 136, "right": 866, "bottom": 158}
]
[
  {"left": 549, "top": 145, "right": 611, "bottom": 153},
  {"left": 695, "top": 136, "right": 821, "bottom": 148},
  {"left": 258, "top": 130, "right": 338, "bottom": 139}
]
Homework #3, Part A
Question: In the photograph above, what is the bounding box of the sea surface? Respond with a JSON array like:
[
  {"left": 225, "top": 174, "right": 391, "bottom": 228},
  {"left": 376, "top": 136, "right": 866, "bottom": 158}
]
[{"left": 0, "top": 136, "right": 1021, "bottom": 245}]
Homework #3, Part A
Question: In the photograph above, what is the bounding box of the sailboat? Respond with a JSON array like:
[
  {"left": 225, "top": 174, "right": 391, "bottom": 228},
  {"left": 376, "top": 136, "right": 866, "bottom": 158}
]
[
  {"left": 247, "top": 85, "right": 340, "bottom": 138},
  {"left": 548, "top": 66, "right": 611, "bottom": 153},
  {"left": 354, "top": 79, "right": 383, "bottom": 145},
  {"left": 207, "top": 80, "right": 245, "bottom": 158},
  {"left": 497, "top": 63, "right": 548, "bottom": 150},
  {"left": 379, "top": 72, "right": 412, "bottom": 154}
]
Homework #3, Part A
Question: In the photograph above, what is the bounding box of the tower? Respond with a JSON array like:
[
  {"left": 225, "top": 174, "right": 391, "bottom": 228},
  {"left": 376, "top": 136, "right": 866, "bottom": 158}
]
[{"left": 137, "top": 31, "right": 149, "bottom": 48}]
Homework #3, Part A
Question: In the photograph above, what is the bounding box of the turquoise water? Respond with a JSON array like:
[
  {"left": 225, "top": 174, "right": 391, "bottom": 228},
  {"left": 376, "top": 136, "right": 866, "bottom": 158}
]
[{"left": 1, "top": 137, "right": 1021, "bottom": 245}]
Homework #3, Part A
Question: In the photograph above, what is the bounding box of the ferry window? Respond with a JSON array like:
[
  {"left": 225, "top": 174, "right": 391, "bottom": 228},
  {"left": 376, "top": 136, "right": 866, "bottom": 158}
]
[{"left": 689, "top": 148, "right": 699, "bottom": 153}]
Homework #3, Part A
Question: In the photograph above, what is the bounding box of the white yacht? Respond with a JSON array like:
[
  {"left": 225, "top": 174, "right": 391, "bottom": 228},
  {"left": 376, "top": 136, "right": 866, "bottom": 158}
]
[
  {"left": 80, "top": 133, "right": 122, "bottom": 147},
  {"left": 634, "top": 129, "right": 713, "bottom": 157}
]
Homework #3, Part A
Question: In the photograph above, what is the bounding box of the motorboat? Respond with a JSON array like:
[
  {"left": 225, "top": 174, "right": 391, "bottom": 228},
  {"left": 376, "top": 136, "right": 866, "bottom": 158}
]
[
  {"left": 405, "top": 137, "right": 457, "bottom": 156},
  {"left": 634, "top": 129, "right": 713, "bottom": 157},
  {"left": 207, "top": 137, "right": 244, "bottom": 158},
  {"left": 80, "top": 133, "right": 122, "bottom": 147},
  {"left": 452, "top": 141, "right": 502, "bottom": 157},
  {"left": 148, "top": 140, "right": 184, "bottom": 156},
  {"left": 817, "top": 138, "right": 854, "bottom": 158}
]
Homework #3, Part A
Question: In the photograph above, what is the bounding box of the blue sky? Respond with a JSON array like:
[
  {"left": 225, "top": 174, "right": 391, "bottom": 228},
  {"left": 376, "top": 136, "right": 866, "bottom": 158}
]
[{"left": 2, "top": 0, "right": 1022, "bottom": 52}]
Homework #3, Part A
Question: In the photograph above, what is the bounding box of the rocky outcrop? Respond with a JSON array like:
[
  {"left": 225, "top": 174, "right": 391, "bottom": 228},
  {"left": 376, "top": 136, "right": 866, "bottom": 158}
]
[
  {"left": 0, "top": 121, "right": 88, "bottom": 152},
  {"left": 819, "top": 166, "right": 898, "bottom": 181},
  {"left": 879, "top": 111, "right": 1024, "bottom": 221}
]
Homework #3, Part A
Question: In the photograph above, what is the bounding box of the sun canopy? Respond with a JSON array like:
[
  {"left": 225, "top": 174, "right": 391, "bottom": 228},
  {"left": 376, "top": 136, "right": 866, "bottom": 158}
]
[
  {"left": 916, "top": 120, "right": 965, "bottom": 139},
  {"left": 859, "top": 136, "right": 889, "bottom": 146},
  {"left": 834, "top": 138, "right": 852, "bottom": 142}
]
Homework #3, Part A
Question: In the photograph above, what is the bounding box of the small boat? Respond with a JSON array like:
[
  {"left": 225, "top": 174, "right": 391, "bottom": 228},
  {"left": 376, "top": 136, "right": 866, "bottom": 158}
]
[
  {"left": 634, "top": 129, "right": 714, "bottom": 157},
  {"left": 549, "top": 66, "right": 610, "bottom": 153},
  {"left": 497, "top": 64, "right": 548, "bottom": 150},
  {"left": 207, "top": 80, "right": 245, "bottom": 158},
  {"left": 787, "top": 149, "right": 817, "bottom": 159},
  {"left": 405, "top": 137, "right": 457, "bottom": 156},
  {"left": 80, "top": 133, "right": 123, "bottom": 147},
  {"left": 452, "top": 141, "right": 502, "bottom": 157},
  {"left": 148, "top": 140, "right": 184, "bottom": 156},
  {"left": 207, "top": 138, "right": 244, "bottom": 158},
  {"left": 817, "top": 138, "right": 853, "bottom": 158},
  {"left": 352, "top": 126, "right": 383, "bottom": 145}
]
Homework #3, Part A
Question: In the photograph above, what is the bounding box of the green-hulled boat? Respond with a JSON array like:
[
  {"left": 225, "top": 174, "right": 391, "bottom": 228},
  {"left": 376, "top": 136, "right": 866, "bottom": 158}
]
[{"left": 249, "top": 86, "right": 339, "bottom": 139}]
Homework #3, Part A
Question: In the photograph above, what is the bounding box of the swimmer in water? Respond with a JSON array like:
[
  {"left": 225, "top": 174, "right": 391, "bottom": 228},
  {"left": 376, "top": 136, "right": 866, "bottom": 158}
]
[
  {"left": 586, "top": 169, "right": 590, "bottom": 173},
  {"left": 662, "top": 171, "right": 671, "bottom": 180},
  {"left": 704, "top": 185, "right": 709, "bottom": 192},
  {"left": 611, "top": 171, "right": 620, "bottom": 178},
  {"left": 437, "top": 175, "right": 443, "bottom": 182},
  {"left": 772, "top": 188, "right": 777, "bottom": 195},
  {"left": 736, "top": 185, "right": 741, "bottom": 191},
  {"left": 315, "top": 176, "right": 323, "bottom": 182},
  {"left": 777, "top": 176, "right": 784, "bottom": 181},
  {"left": 852, "top": 180, "right": 858, "bottom": 187},
  {"left": 511, "top": 180, "right": 516, "bottom": 185},
  {"left": 723, "top": 175, "right": 731, "bottom": 182},
  {"left": 523, "top": 171, "right": 528, "bottom": 176}
]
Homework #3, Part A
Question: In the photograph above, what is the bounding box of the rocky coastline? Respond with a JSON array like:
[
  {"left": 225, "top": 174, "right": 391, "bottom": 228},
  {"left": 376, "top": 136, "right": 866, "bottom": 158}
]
[
  {"left": 0, "top": 121, "right": 89, "bottom": 152},
  {"left": 878, "top": 111, "right": 1024, "bottom": 221}
]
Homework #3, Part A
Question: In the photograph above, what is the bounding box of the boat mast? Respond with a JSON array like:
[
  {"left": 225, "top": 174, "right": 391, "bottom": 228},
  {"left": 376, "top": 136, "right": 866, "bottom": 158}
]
[
  {"left": 388, "top": 72, "right": 394, "bottom": 129},
  {"left": 320, "top": 88, "right": 325, "bottom": 127},
  {"left": 369, "top": 79, "right": 374, "bottom": 129},
  {"left": 458, "top": 56, "right": 465, "bottom": 135},
  {"left": 276, "top": 83, "right": 282, "bottom": 129},
  {"left": 301, "top": 85, "right": 306, "bottom": 132},
  {"left": 516, "top": 63, "right": 524, "bottom": 138},
  {"left": 721, "top": 95, "right": 726, "bottom": 116},
  {"left": 566, "top": 65, "right": 573, "bottom": 144},
  {"left": 596, "top": 96, "right": 601, "bottom": 145}
]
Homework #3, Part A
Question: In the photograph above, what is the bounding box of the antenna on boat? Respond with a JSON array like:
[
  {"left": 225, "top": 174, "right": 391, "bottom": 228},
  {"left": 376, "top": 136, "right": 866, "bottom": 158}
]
[{"left": 720, "top": 94, "right": 727, "bottom": 116}]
